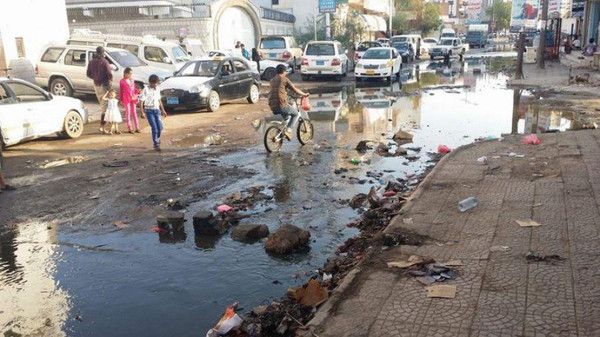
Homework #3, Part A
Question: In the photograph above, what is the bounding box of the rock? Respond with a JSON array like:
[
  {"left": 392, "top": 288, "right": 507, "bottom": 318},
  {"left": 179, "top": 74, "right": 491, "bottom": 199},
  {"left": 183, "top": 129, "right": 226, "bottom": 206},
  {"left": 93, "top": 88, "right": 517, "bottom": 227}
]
[
  {"left": 156, "top": 210, "right": 186, "bottom": 231},
  {"left": 355, "top": 140, "right": 372, "bottom": 153},
  {"left": 349, "top": 193, "right": 368, "bottom": 208},
  {"left": 265, "top": 224, "right": 310, "bottom": 255},
  {"left": 375, "top": 142, "right": 390, "bottom": 156},
  {"left": 193, "top": 210, "right": 227, "bottom": 235},
  {"left": 231, "top": 224, "right": 269, "bottom": 242},
  {"left": 392, "top": 130, "right": 413, "bottom": 144},
  {"left": 396, "top": 147, "right": 408, "bottom": 156}
]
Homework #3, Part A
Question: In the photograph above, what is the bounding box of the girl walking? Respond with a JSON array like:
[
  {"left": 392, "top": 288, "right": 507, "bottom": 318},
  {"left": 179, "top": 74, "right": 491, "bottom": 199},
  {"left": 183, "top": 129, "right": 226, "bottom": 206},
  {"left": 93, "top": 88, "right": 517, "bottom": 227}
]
[
  {"left": 119, "top": 67, "right": 141, "bottom": 133},
  {"left": 103, "top": 89, "right": 123, "bottom": 134}
]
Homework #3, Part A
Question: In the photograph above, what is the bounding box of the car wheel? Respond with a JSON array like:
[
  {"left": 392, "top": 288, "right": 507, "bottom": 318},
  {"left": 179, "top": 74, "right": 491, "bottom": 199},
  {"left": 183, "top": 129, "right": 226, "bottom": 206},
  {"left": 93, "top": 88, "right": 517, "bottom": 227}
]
[
  {"left": 343, "top": 62, "right": 348, "bottom": 77},
  {"left": 301, "top": 74, "right": 310, "bottom": 81},
  {"left": 247, "top": 84, "right": 259, "bottom": 104},
  {"left": 207, "top": 90, "right": 220, "bottom": 112},
  {"left": 63, "top": 110, "right": 84, "bottom": 139},
  {"left": 50, "top": 78, "right": 73, "bottom": 97},
  {"left": 263, "top": 67, "right": 277, "bottom": 81}
]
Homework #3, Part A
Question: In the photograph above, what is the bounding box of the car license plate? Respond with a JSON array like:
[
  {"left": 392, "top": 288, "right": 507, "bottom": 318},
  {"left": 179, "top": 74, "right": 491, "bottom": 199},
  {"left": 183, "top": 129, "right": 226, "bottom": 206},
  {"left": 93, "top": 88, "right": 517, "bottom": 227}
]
[
  {"left": 270, "top": 53, "right": 277, "bottom": 58},
  {"left": 167, "top": 97, "right": 179, "bottom": 105},
  {"left": 316, "top": 60, "right": 325, "bottom": 66},
  {"left": 366, "top": 70, "right": 375, "bottom": 75}
]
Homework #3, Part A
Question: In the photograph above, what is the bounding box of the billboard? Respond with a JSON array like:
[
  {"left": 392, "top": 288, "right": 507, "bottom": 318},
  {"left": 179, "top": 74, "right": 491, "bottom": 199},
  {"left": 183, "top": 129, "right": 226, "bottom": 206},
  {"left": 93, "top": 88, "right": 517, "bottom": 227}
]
[
  {"left": 319, "top": 0, "right": 337, "bottom": 13},
  {"left": 465, "top": 0, "right": 484, "bottom": 24},
  {"left": 572, "top": 0, "right": 585, "bottom": 17},
  {"left": 511, "top": 0, "right": 540, "bottom": 28}
]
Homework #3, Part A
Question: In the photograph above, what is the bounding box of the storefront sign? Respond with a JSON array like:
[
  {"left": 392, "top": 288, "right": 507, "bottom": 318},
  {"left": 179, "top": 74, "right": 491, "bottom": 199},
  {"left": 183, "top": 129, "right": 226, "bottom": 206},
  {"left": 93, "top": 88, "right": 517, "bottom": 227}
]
[
  {"left": 572, "top": 0, "right": 585, "bottom": 17},
  {"left": 319, "top": 0, "right": 337, "bottom": 13}
]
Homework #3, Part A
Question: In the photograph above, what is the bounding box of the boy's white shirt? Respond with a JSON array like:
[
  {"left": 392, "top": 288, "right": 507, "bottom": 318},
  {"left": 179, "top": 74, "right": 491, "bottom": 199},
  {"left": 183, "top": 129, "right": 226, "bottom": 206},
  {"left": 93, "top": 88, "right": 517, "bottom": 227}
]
[{"left": 139, "top": 85, "right": 162, "bottom": 108}]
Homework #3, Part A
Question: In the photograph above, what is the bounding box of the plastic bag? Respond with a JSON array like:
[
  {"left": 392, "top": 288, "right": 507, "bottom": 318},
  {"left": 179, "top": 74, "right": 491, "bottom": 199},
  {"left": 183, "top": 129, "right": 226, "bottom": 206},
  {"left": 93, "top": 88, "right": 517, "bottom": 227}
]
[
  {"left": 437, "top": 145, "right": 451, "bottom": 154},
  {"left": 301, "top": 96, "right": 311, "bottom": 111},
  {"left": 206, "top": 305, "right": 243, "bottom": 337},
  {"left": 522, "top": 134, "right": 541, "bottom": 145}
]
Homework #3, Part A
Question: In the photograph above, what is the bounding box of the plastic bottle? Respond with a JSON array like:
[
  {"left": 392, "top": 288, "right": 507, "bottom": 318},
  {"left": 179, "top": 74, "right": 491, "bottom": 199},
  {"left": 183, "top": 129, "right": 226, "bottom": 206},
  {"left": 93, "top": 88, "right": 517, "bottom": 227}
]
[{"left": 458, "top": 197, "right": 479, "bottom": 212}]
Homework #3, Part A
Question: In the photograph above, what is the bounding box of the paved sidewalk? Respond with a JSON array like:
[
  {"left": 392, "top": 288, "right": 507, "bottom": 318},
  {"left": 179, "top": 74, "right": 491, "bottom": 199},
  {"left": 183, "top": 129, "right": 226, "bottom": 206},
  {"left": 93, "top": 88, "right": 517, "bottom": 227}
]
[{"left": 309, "top": 130, "right": 600, "bottom": 337}]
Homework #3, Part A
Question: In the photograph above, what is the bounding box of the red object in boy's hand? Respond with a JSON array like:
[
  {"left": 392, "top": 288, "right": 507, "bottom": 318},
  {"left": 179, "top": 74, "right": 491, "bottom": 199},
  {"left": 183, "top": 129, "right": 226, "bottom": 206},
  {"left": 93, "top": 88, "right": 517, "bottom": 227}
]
[{"left": 301, "top": 96, "right": 311, "bottom": 111}]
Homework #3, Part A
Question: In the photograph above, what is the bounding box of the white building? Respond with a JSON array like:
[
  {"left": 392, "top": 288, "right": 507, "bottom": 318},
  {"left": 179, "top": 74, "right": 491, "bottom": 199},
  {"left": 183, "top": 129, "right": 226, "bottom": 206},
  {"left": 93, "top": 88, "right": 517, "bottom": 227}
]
[
  {"left": 66, "top": 0, "right": 295, "bottom": 50},
  {"left": 0, "top": 0, "right": 69, "bottom": 76}
]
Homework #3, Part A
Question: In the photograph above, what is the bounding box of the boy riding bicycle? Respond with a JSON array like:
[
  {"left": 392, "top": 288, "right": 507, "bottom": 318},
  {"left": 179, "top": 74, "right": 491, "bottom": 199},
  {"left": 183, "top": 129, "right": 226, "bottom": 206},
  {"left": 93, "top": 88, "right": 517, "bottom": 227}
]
[{"left": 268, "top": 64, "right": 309, "bottom": 139}]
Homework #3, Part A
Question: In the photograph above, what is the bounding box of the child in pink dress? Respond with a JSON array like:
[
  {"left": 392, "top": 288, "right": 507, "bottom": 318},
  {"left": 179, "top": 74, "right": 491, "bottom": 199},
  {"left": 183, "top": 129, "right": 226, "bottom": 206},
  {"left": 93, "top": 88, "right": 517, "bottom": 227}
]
[{"left": 119, "top": 67, "right": 140, "bottom": 133}]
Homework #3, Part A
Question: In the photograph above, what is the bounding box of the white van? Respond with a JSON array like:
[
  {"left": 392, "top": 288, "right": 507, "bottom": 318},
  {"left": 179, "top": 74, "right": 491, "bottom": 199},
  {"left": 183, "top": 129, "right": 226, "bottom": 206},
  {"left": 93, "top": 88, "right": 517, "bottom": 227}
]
[
  {"left": 390, "top": 35, "right": 422, "bottom": 58},
  {"left": 67, "top": 29, "right": 191, "bottom": 73},
  {"left": 440, "top": 28, "right": 457, "bottom": 39}
]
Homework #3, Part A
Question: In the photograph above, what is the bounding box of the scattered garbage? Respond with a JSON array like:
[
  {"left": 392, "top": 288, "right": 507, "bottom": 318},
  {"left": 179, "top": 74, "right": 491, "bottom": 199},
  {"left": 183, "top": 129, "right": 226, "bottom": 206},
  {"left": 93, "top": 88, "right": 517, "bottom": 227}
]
[
  {"left": 102, "top": 160, "right": 129, "bottom": 168},
  {"left": 458, "top": 196, "right": 479, "bottom": 212},
  {"left": 490, "top": 245, "right": 510, "bottom": 252},
  {"left": 40, "top": 156, "right": 87, "bottom": 169},
  {"left": 522, "top": 134, "right": 541, "bottom": 145},
  {"left": 387, "top": 255, "right": 424, "bottom": 269},
  {"left": 251, "top": 119, "right": 262, "bottom": 129},
  {"left": 113, "top": 220, "right": 129, "bottom": 230},
  {"left": 426, "top": 284, "right": 457, "bottom": 299},
  {"left": 206, "top": 303, "right": 243, "bottom": 337},
  {"left": 515, "top": 219, "right": 542, "bottom": 227},
  {"left": 508, "top": 152, "right": 525, "bottom": 158},
  {"left": 437, "top": 145, "right": 451, "bottom": 154},
  {"left": 525, "top": 251, "right": 565, "bottom": 263},
  {"left": 477, "top": 156, "right": 488, "bottom": 165},
  {"left": 288, "top": 278, "right": 328, "bottom": 307}
]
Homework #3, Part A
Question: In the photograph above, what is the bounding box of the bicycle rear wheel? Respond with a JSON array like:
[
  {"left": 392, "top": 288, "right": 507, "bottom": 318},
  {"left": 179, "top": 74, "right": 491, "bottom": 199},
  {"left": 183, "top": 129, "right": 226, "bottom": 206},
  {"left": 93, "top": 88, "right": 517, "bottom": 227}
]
[
  {"left": 264, "top": 125, "right": 284, "bottom": 153},
  {"left": 297, "top": 120, "right": 314, "bottom": 145}
]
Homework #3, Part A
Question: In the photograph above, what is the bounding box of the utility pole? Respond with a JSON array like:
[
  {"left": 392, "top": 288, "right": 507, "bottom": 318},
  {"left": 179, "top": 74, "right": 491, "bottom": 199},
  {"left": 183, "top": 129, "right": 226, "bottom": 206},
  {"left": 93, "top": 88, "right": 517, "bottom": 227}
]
[
  {"left": 326, "top": 13, "right": 331, "bottom": 40},
  {"left": 537, "top": 0, "right": 549, "bottom": 69},
  {"left": 314, "top": 0, "right": 318, "bottom": 41},
  {"left": 389, "top": 0, "right": 394, "bottom": 37},
  {"left": 515, "top": 32, "right": 525, "bottom": 79}
]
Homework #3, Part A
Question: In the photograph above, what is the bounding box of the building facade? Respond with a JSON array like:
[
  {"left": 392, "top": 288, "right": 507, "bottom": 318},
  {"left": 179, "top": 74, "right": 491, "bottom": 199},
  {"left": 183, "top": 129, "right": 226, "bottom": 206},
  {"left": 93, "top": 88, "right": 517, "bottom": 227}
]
[
  {"left": 0, "top": 0, "right": 69, "bottom": 76},
  {"left": 66, "top": 0, "right": 295, "bottom": 50}
]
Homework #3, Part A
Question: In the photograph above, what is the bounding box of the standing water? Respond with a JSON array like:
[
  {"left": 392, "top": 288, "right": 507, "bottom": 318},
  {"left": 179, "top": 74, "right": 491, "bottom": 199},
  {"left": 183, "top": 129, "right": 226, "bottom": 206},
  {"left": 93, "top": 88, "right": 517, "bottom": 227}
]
[{"left": 0, "top": 57, "right": 578, "bottom": 337}]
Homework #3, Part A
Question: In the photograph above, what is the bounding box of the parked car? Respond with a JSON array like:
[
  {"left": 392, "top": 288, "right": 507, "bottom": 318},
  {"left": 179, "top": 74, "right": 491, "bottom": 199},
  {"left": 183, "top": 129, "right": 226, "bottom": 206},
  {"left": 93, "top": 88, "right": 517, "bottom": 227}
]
[
  {"left": 258, "top": 35, "right": 303, "bottom": 69},
  {"left": 35, "top": 45, "right": 172, "bottom": 97},
  {"left": 429, "top": 38, "right": 467, "bottom": 60},
  {"left": 0, "top": 77, "right": 88, "bottom": 146},
  {"left": 206, "top": 50, "right": 292, "bottom": 80},
  {"left": 390, "top": 35, "right": 422, "bottom": 58},
  {"left": 354, "top": 47, "right": 402, "bottom": 82},
  {"left": 392, "top": 42, "right": 415, "bottom": 62},
  {"left": 440, "top": 28, "right": 457, "bottom": 39},
  {"left": 354, "top": 41, "right": 383, "bottom": 62},
  {"left": 420, "top": 38, "right": 438, "bottom": 55},
  {"left": 160, "top": 57, "right": 260, "bottom": 112},
  {"left": 376, "top": 38, "right": 390, "bottom": 47},
  {"left": 68, "top": 29, "right": 191, "bottom": 72},
  {"left": 300, "top": 41, "right": 349, "bottom": 81}
]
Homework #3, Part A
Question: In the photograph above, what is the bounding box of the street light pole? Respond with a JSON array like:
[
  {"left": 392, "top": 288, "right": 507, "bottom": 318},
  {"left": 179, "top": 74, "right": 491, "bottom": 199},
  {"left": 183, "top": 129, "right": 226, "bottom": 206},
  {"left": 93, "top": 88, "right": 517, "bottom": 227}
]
[
  {"left": 537, "top": 0, "right": 549, "bottom": 69},
  {"left": 389, "top": 0, "right": 394, "bottom": 37}
]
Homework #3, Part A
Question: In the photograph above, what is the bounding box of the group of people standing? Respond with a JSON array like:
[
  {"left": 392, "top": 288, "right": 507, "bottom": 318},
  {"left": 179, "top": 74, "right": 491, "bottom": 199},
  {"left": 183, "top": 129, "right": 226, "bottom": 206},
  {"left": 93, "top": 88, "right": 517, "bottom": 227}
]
[
  {"left": 87, "top": 46, "right": 167, "bottom": 151},
  {"left": 234, "top": 41, "right": 262, "bottom": 72}
]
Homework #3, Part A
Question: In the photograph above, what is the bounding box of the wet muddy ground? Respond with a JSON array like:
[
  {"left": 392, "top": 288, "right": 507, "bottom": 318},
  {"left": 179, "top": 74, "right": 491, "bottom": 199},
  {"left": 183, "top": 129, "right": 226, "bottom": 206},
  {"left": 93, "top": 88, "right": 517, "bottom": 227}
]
[{"left": 0, "top": 56, "right": 589, "bottom": 337}]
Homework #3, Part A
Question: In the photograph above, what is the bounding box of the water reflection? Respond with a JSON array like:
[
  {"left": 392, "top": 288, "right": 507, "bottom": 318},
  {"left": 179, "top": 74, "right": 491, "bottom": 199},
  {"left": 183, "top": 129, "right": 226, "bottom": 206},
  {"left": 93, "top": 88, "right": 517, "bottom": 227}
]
[{"left": 0, "top": 223, "right": 69, "bottom": 337}]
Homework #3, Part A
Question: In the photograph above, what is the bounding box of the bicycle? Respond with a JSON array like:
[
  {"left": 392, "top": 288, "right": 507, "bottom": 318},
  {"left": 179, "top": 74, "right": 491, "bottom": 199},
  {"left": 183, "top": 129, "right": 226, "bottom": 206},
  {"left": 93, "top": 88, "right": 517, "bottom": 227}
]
[{"left": 263, "top": 96, "right": 314, "bottom": 153}]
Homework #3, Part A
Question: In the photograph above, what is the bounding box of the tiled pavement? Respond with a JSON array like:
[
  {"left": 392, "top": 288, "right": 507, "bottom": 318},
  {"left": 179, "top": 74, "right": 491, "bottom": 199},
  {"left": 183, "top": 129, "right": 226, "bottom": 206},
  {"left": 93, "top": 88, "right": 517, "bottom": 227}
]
[{"left": 310, "top": 130, "right": 600, "bottom": 337}]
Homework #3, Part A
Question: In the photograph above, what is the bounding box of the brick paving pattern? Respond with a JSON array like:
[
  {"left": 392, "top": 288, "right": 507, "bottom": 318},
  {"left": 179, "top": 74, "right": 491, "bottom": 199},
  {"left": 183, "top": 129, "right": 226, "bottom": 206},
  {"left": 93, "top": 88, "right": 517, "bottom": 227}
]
[{"left": 312, "top": 130, "right": 600, "bottom": 337}]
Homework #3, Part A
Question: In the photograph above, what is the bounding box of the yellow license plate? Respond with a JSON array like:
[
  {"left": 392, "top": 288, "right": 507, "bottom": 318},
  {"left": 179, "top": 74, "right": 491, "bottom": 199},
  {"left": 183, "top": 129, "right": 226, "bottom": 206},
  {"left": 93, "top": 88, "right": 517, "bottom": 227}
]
[{"left": 366, "top": 70, "right": 375, "bottom": 75}]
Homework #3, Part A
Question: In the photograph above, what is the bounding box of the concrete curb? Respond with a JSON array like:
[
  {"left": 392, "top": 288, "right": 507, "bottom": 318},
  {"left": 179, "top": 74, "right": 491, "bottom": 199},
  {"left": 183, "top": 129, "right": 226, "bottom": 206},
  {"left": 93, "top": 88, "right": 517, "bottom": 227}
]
[{"left": 304, "top": 138, "right": 505, "bottom": 334}]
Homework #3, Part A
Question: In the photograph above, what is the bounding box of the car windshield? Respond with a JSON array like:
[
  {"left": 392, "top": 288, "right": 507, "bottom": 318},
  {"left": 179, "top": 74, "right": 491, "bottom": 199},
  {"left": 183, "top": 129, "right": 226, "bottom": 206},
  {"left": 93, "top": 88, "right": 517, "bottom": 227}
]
[
  {"left": 261, "top": 38, "right": 286, "bottom": 49},
  {"left": 440, "top": 39, "right": 454, "bottom": 46},
  {"left": 172, "top": 46, "right": 191, "bottom": 62},
  {"left": 362, "top": 49, "right": 390, "bottom": 59},
  {"left": 391, "top": 37, "right": 408, "bottom": 44},
  {"left": 108, "top": 50, "right": 146, "bottom": 67},
  {"left": 357, "top": 42, "right": 381, "bottom": 51},
  {"left": 441, "top": 33, "right": 454, "bottom": 38},
  {"left": 393, "top": 43, "right": 409, "bottom": 50},
  {"left": 306, "top": 43, "right": 335, "bottom": 56},
  {"left": 175, "top": 60, "right": 220, "bottom": 77},
  {"left": 424, "top": 38, "right": 437, "bottom": 43}
]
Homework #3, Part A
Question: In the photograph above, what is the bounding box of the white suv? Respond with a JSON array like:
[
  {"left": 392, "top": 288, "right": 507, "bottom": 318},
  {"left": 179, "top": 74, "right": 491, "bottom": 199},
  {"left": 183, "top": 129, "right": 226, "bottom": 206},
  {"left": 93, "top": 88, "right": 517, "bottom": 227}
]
[
  {"left": 258, "top": 36, "right": 303, "bottom": 69},
  {"left": 300, "top": 41, "right": 349, "bottom": 81}
]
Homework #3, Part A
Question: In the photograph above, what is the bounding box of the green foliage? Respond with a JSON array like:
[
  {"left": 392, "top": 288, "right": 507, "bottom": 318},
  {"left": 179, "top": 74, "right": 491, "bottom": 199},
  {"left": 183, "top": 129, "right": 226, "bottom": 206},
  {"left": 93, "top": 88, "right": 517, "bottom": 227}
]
[
  {"left": 333, "top": 10, "right": 368, "bottom": 48},
  {"left": 393, "top": 11, "right": 411, "bottom": 34},
  {"left": 422, "top": 3, "right": 442, "bottom": 33},
  {"left": 393, "top": 1, "right": 441, "bottom": 34},
  {"left": 486, "top": 0, "right": 512, "bottom": 32}
]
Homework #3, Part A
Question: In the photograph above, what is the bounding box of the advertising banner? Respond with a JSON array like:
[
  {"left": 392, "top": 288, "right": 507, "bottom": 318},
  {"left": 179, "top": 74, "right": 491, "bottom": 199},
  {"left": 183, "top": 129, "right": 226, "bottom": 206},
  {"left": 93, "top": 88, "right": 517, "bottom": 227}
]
[
  {"left": 511, "top": 0, "right": 540, "bottom": 28},
  {"left": 466, "top": 0, "right": 484, "bottom": 24}
]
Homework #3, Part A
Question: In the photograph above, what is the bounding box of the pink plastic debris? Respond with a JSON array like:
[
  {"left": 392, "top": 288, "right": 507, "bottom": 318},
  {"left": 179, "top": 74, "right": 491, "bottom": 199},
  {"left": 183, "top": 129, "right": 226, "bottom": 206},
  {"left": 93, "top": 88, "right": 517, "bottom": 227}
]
[
  {"left": 437, "top": 145, "right": 451, "bottom": 154},
  {"left": 383, "top": 190, "right": 397, "bottom": 197},
  {"left": 217, "top": 204, "right": 233, "bottom": 214},
  {"left": 522, "top": 134, "right": 541, "bottom": 145},
  {"left": 151, "top": 226, "right": 167, "bottom": 234}
]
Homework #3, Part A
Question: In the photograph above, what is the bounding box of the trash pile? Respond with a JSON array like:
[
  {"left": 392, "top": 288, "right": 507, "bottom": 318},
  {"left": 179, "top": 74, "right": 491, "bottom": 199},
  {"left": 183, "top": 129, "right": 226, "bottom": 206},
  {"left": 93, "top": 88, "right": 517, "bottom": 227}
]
[{"left": 387, "top": 255, "right": 461, "bottom": 289}]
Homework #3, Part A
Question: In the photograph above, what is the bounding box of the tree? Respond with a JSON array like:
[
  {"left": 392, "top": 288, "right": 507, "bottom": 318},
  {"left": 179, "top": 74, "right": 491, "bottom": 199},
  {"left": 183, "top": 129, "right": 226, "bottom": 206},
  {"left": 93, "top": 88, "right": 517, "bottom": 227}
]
[
  {"left": 392, "top": 11, "right": 411, "bottom": 34},
  {"left": 421, "top": 3, "right": 442, "bottom": 33},
  {"left": 486, "top": 0, "right": 512, "bottom": 32}
]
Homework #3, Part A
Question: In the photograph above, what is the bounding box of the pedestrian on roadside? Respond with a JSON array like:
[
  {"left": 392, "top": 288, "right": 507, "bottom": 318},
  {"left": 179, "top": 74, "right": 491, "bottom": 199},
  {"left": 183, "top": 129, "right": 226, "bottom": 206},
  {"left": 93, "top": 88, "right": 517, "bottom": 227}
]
[
  {"left": 0, "top": 147, "right": 15, "bottom": 194},
  {"left": 102, "top": 89, "right": 123, "bottom": 134},
  {"left": 573, "top": 35, "right": 581, "bottom": 50},
  {"left": 241, "top": 44, "right": 250, "bottom": 60},
  {"left": 119, "top": 67, "right": 141, "bottom": 133},
  {"left": 583, "top": 38, "right": 597, "bottom": 56},
  {"left": 138, "top": 75, "right": 168, "bottom": 151},
  {"left": 86, "top": 46, "right": 113, "bottom": 134},
  {"left": 235, "top": 41, "right": 241, "bottom": 49},
  {"left": 251, "top": 48, "right": 261, "bottom": 73}
]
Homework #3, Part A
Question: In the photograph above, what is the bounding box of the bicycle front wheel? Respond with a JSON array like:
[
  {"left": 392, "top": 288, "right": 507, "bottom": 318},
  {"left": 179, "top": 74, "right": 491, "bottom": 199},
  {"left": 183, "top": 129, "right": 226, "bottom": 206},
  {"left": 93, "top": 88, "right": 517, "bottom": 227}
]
[
  {"left": 297, "top": 120, "right": 314, "bottom": 145},
  {"left": 264, "top": 125, "right": 284, "bottom": 153}
]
